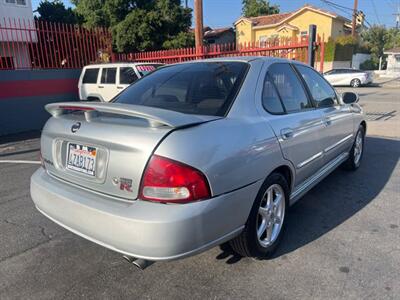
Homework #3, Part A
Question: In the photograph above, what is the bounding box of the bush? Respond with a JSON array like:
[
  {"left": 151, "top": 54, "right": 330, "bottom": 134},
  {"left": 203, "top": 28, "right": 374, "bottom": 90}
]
[
  {"left": 360, "top": 59, "right": 378, "bottom": 70},
  {"left": 322, "top": 36, "right": 359, "bottom": 62}
]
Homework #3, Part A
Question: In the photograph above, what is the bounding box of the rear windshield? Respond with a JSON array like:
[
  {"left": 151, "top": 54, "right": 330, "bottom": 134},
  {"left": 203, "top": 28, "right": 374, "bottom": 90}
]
[
  {"left": 114, "top": 62, "right": 248, "bottom": 116},
  {"left": 136, "top": 64, "right": 163, "bottom": 76}
]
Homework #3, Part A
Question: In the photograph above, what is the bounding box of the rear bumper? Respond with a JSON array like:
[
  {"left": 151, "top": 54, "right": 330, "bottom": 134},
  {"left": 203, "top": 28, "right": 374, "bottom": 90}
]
[
  {"left": 361, "top": 77, "right": 373, "bottom": 85},
  {"left": 31, "top": 168, "right": 258, "bottom": 261}
]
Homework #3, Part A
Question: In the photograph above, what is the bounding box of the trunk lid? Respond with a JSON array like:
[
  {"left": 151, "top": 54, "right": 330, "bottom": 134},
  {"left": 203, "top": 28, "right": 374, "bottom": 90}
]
[{"left": 41, "top": 102, "right": 220, "bottom": 200}]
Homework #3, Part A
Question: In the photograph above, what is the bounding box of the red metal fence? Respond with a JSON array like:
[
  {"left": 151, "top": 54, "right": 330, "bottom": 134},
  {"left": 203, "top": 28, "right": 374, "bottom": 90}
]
[
  {"left": 0, "top": 17, "right": 325, "bottom": 71},
  {"left": 0, "top": 18, "right": 112, "bottom": 70},
  {"left": 115, "top": 36, "right": 325, "bottom": 71}
]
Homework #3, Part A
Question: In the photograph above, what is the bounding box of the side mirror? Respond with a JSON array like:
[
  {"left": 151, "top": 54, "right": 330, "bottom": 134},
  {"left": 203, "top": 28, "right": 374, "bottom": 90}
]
[{"left": 342, "top": 92, "right": 359, "bottom": 104}]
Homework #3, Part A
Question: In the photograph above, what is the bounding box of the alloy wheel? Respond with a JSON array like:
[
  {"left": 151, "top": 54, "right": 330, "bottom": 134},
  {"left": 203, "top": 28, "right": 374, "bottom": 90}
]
[
  {"left": 354, "top": 130, "right": 363, "bottom": 165},
  {"left": 256, "top": 184, "right": 285, "bottom": 247}
]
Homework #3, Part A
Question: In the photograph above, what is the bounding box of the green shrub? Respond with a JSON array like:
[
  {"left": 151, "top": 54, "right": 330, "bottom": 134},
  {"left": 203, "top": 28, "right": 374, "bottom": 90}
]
[
  {"left": 360, "top": 59, "right": 378, "bottom": 70},
  {"left": 321, "top": 35, "right": 362, "bottom": 62}
]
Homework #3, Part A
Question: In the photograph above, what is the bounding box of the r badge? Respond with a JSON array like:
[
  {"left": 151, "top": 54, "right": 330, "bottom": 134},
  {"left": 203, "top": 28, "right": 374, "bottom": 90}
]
[{"left": 119, "top": 178, "right": 133, "bottom": 192}]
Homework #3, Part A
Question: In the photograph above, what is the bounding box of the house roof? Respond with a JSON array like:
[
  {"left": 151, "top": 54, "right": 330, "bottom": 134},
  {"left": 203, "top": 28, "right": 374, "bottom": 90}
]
[
  {"left": 248, "top": 13, "right": 292, "bottom": 27},
  {"left": 204, "top": 27, "right": 233, "bottom": 39},
  {"left": 235, "top": 4, "right": 351, "bottom": 28},
  {"left": 384, "top": 47, "right": 400, "bottom": 54}
]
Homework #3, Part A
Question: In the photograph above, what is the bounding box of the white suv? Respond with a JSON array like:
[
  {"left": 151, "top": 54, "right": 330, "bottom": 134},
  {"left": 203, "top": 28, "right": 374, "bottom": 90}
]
[{"left": 78, "top": 63, "right": 164, "bottom": 102}]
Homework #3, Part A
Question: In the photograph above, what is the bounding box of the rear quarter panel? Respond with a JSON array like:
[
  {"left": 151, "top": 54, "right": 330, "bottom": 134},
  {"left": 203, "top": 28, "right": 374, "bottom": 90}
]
[{"left": 155, "top": 117, "right": 288, "bottom": 197}]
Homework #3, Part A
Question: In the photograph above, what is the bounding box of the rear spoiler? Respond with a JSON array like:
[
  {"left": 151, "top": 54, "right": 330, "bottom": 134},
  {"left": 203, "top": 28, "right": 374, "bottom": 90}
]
[{"left": 45, "top": 102, "right": 220, "bottom": 128}]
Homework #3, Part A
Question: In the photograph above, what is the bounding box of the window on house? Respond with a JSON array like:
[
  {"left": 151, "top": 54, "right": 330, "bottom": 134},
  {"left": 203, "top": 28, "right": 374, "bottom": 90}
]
[
  {"left": 300, "top": 31, "right": 308, "bottom": 37},
  {"left": 0, "top": 57, "right": 14, "bottom": 69},
  {"left": 259, "top": 35, "right": 268, "bottom": 47},
  {"left": 5, "top": 0, "right": 26, "bottom": 5}
]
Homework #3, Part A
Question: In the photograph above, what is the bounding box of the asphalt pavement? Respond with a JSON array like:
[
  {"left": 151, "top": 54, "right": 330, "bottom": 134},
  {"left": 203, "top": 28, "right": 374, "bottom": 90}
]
[{"left": 0, "top": 85, "right": 399, "bottom": 299}]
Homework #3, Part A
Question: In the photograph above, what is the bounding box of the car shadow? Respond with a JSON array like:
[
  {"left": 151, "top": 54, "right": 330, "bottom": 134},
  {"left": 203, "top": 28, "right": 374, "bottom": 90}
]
[{"left": 216, "top": 136, "right": 399, "bottom": 263}]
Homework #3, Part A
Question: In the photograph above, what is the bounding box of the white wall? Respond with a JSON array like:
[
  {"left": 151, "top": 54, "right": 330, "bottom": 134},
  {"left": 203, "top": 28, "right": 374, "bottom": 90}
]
[
  {"left": 0, "top": 0, "right": 36, "bottom": 42},
  {"left": 352, "top": 53, "right": 371, "bottom": 69},
  {"left": 0, "top": 42, "right": 31, "bottom": 68}
]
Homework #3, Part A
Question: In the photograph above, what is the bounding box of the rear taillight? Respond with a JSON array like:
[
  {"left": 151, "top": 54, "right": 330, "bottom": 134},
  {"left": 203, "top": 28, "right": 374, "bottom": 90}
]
[{"left": 139, "top": 155, "right": 211, "bottom": 204}]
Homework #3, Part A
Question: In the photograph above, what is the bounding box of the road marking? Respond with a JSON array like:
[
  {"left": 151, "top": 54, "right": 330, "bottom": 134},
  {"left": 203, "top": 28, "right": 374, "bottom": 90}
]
[{"left": 0, "top": 160, "right": 41, "bottom": 164}]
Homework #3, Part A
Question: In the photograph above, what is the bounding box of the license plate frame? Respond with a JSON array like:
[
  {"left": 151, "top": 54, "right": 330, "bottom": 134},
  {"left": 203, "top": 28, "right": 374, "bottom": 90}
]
[{"left": 66, "top": 143, "right": 97, "bottom": 176}]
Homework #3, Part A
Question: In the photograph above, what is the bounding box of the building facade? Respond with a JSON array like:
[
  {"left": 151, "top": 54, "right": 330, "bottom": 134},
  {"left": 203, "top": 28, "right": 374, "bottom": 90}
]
[
  {"left": 235, "top": 5, "right": 355, "bottom": 46},
  {"left": 0, "top": 0, "right": 35, "bottom": 68}
]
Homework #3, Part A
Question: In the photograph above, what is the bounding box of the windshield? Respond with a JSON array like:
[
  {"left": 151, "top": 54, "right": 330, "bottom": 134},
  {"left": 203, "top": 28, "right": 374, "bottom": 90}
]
[
  {"left": 114, "top": 62, "right": 248, "bottom": 116},
  {"left": 136, "top": 64, "right": 163, "bottom": 76}
]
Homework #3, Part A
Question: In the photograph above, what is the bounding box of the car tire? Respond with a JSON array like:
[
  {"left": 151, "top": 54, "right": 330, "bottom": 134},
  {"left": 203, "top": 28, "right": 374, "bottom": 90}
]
[
  {"left": 343, "top": 125, "right": 365, "bottom": 171},
  {"left": 230, "top": 173, "right": 289, "bottom": 259},
  {"left": 350, "top": 79, "right": 361, "bottom": 88}
]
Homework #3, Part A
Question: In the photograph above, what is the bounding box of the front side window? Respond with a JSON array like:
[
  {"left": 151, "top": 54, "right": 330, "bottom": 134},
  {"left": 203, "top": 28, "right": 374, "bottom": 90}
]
[
  {"left": 268, "top": 63, "right": 311, "bottom": 113},
  {"left": 114, "top": 62, "right": 248, "bottom": 116},
  {"left": 82, "top": 68, "right": 99, "bottom": 84},
  {"left": 101, "top": 68, "right": 117, "bottom": 84},
  {"left": 295, "top": 64, "right": 337, "bottom": 107},
  {"left": 119, "top": 67, "right": 138, "bottom": 85}
]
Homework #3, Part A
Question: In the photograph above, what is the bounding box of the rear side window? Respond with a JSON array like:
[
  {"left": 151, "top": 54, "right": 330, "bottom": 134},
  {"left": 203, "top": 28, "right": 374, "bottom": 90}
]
[
  {"left": 82, "top": 68, "right": 99, "bottom": 84},
  {"left": 101, "top": 68, "right": 117, "bottom": 84},
  {"left": 262, "top": 74, "right": 284, "bottom": 114},
  {"left": 120, "top": 67, "right": 138, "bottom": 84},
  {"left": 295, "top": 65, "right": 337, "bottom": 107},
  {"left": 268, "top": 63, "right": 312, "bottom": 113},
  {"left": 113, "top": 62, "right": 248, "bottom": 116}
]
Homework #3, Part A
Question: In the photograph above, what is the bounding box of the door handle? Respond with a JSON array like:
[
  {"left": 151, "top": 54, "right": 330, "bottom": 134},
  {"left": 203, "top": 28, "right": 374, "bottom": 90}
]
[
  {"left": 98, "top": 86, "right": 104, "bottom": 88},
  {"left": 281, "top": 128, "right": 294, "bottom": 140},
  {"left": 117, "top": 86, "right": 124, "bottom": 89}
]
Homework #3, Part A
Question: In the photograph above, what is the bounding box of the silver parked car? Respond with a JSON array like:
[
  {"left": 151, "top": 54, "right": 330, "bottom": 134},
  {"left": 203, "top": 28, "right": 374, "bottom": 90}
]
[
  {"left": 324, "top": 68, "right": 373, "bottom": 87},
  {"left": 31, "top": 57, "right": 365, "bottom": 269}
]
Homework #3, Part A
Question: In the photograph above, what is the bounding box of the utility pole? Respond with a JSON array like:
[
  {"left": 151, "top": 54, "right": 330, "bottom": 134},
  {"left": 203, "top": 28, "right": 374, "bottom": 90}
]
[
  {"left": 393, "top": 7, "right": 400, "bottom": 29},
  {"left": 352, "top": 0, "right": 358, "bottom": 37},
  {"left": 185, "top": 0, "right": 188, "bottom": 8},
  {"left": 194, "top": 0, "right": 204, "bottom": 50}
]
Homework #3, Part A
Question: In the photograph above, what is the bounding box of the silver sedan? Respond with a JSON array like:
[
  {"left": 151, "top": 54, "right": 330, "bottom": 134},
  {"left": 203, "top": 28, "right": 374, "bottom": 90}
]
[{"left": 31, "top": 57, "right": 366, "bottom": 269}]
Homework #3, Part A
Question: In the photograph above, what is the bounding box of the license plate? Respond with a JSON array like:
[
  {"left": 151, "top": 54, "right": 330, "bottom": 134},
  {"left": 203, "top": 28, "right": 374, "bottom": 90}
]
[{"left": 66, "top": 143, "right": 97, "bottom": 176}]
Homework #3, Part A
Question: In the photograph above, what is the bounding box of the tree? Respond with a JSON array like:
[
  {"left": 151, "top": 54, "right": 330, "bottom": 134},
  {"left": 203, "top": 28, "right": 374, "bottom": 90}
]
[
  {"left": 361, "top": 26, "right": 400, "bottom": 69},
  {"left": 242, "top": 0, "right": 279, "bottom": 18},
  {"left": 73, "top": 0, "right": 193, "bottom": 52},
  {"left": 36, "top": 0, "right": 81, "bottom": 24}
]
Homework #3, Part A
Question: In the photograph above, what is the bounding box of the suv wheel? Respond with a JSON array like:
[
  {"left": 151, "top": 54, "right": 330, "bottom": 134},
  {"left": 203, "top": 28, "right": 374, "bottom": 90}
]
[
  {"left": 350, "top": 79, "right": 361, "bottom": 88},
  {"left": 230, "top": 173, "right": 289, "bottom": 258}
]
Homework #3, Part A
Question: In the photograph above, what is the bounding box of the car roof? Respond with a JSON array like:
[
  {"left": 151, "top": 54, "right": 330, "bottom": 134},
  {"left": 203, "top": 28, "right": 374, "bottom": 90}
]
[
  {"left": 83, "top": 62, "right": 164, "bottom": 68},
  {"left": 172, "top": 56, "right": 308, "bottom": 66}
]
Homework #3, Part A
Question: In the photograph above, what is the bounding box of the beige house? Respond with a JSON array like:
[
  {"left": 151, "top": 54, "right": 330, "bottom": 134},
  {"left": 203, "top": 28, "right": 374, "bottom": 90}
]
[{"left": 234, "top": 4, "right": 356, "bottom": 46}]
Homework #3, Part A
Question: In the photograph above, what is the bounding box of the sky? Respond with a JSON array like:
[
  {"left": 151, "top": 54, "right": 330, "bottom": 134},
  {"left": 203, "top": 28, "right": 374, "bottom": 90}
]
[{"left": 31, "top": 0, "right": 400, "bottom": 29}]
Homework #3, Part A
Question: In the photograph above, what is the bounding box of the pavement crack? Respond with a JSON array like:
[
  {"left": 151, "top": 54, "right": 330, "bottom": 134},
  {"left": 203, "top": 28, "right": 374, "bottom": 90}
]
[{"left": 0, "top": 238, "right": 52, "bottom": 264}]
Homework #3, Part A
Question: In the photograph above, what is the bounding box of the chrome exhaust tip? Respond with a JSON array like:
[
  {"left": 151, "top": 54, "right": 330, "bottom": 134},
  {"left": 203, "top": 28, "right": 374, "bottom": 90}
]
[{"left": 122, "top": 255, "right": 154, "bottom": 270}]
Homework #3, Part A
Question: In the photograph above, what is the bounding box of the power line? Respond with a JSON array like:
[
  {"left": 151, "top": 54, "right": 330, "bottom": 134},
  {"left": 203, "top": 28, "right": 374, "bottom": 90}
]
[
  {"left": 320, "top": 0, "right": 353, "bottom": 12},
  {"left": 371, "top": 0, "right": 381, "bottom": 25},
  {"left": 319, "top": 0, "right": 353, "bottom": 19}
]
